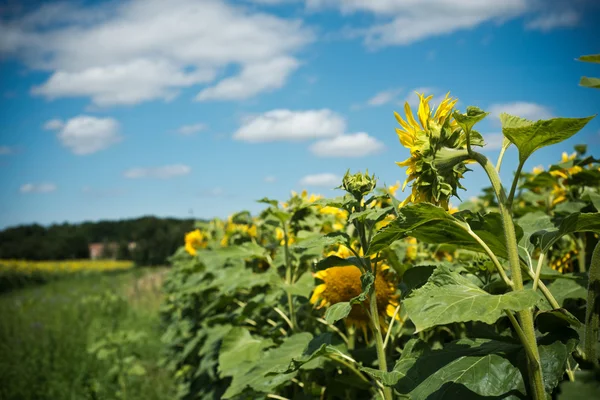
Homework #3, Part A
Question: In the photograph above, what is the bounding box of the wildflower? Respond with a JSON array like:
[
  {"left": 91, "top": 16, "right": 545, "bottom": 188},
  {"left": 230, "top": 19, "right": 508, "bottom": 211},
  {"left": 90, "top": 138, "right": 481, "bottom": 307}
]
[
  {"left": 275, "top": 227, "right": 295, "bottom": 246},
  {"left": 394, "top": 92, "right": 479, "bottom": 210},
  {"left": 184, "top": 229, "right": 208, "bottom": 255}
]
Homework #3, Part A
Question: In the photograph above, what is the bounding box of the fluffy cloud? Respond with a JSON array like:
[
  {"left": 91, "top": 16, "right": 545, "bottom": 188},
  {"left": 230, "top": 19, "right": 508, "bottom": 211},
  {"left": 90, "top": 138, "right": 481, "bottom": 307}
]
[
  {"left": 367, "top": 87, "right": 403, "bottom": 106},
  {"left": 305, "top": 0, "right": 579, "bottom": 47},
  {"left": 310, "top": 132, "right": 385, "bottom": 157},
  {"left": 233, "top": 109, "right": 346, "bottom": 142},
  {"left": 525, "top": 10, "right": 579, "bottom": 31},
  {"left": 1, "top": 0, "right": 312, "bottom": 106},
  {"left": 45, "top": 116, "right": 122, "bottom": 155},
  {"left": 176, "top": 123, "right": 207, "bottom": 135},
  {"left": 43, "top": 118, "right": 64, "bottom": 130},
  {"left": 123, "top": 164, "right": 191, "bottom": 179},
  {"left": 299, "top": 173, "right": 341, "bottom": 187},
  {"left": 481, "top": 133, "right": 505, "bottom": 151},
  {"left": 20, "top": 183, "right": 57, "bottom": 193},
  {"left": 488, "top": 102, "right": 554, "bottom": 121}
]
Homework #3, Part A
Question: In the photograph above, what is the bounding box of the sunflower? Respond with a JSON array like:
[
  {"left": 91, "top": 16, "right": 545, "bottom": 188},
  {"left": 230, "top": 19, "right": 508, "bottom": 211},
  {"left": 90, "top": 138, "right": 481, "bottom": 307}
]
[
  {"left": 184, "top": 229, "right": 208, "bottom": 255},
  {"left": 394, "top": 92, "right": 478, "bottom": 210},
  {"left": 310, "top": 264, "right": 399, "bottom": 335}
]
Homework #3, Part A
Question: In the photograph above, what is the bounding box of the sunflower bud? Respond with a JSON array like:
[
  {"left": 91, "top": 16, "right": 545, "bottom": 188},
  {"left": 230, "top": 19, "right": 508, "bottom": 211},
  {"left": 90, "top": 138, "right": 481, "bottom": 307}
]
[{"left": 342, "top": 170, "right": 377, "bottom": 200}]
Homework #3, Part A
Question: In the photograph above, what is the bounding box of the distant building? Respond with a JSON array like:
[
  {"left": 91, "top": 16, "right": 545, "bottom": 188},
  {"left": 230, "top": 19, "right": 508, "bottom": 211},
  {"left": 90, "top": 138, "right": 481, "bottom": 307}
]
[{"left": 89, "top": 242, "right": 136, "bottom": 259}]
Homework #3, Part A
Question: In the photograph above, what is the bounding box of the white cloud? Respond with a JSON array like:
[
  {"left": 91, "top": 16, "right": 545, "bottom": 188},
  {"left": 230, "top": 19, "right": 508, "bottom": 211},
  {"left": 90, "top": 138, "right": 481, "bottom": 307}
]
[
  {"left": 310, "top": 132, "right": 385, "bottom": 157},
  {"left": 488, "top": 102, "right": 553, "bottom": 121},
  {"left": 176, "top": 123, "right": 207, "bottom": 135},
  {"left": 54, "top": 115, "right": 122, "bottom": 155},
  {"left": 1, "top": 0, "right": 313, "bottom": 106},
  {"left": 306, "top": 0, "right": 531, "bottom": 47},
  {"left": 196, "top": 56, "right": 299, "bottom": 101},
  {"left": 264, "top": 175, "right": 277, "bottom": 183},
  {"left": 20, "top": 183, "right": 57, "bottom": 193},
  {"left": 234, "top": 109, "right": 346, "bottom": 142},
  {"left": 43, "top": 118, "right": 64, "bottom": 130},
  {"left": 200, "top": 187, "right": 225, "bottom": 197},
  {"left": 481, "top": 133, "right": 505, "bottom": 151},
  {"left": 367, "top": 87, "right": 403, "bottom": 106},
  {"left": 299, "top": 173, "right": 341, "bottom": 187},
  {"left": 525, "top": 10, "right": 579, "bottom": 31},
  {"left": 123, "top": 164, "right": 191, "bottom": 179}
]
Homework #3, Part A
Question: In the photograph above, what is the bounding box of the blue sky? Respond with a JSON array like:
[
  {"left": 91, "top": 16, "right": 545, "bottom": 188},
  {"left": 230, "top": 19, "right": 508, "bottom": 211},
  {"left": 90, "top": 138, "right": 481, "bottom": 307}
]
[{"left": 0, "top": 0, "right": 599, "bottom": 229}]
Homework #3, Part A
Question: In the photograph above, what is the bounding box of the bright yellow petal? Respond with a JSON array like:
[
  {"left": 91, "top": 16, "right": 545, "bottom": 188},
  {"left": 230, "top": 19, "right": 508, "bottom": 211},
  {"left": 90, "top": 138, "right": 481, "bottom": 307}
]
[
  {"left": 310, "top": 284, "right": 326, "bottom": 304},
  {"left": 417, "top": 93, "right": 433, "bottom": 130},
  {"left": 404, "top": 102, "right": 420, "bottom": 132}
]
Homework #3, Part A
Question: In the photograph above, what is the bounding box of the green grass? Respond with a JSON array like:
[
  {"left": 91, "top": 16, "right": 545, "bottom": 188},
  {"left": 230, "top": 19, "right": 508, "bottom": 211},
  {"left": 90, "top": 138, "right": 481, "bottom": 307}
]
[{"left": 0, "top": 268, "right": 175, "bottom": 400}]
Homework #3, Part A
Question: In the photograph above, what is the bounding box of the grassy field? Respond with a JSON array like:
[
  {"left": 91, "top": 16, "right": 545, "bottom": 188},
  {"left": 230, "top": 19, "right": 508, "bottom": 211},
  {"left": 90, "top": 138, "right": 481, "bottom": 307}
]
[{"left": 0, "top": 268, "right": 175, "bottom": 400}]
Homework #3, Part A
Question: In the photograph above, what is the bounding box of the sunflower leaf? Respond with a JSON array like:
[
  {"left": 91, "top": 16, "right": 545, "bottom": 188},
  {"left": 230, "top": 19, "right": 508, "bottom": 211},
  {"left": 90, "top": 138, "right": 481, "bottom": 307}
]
[
  {"left": 453, "top": 106, "right": 489, "bottom": 134},
  {"left": 500, "top": 114, "right": 595, "bottom": 163},
  {"left": 578, "top": 54, "right": 600, "bottom": 63},
  {"left": 324, "top": 302, "right": 352, "bottom": 324},
  {"left": 580, "top": 76, "right": 600, "bottom": 89},
  {"left": 530, "top": 212, "right": 600, "bottom": 252},
  {"left": 404, "top": 264, "right": 542, "bottom": 332}
]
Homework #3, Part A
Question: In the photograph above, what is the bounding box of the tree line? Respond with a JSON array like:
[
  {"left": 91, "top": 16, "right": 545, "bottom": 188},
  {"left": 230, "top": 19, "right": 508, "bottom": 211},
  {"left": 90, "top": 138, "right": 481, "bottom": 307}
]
[{"left": 0, "top": 216, "right": 199, "bottom": 266}]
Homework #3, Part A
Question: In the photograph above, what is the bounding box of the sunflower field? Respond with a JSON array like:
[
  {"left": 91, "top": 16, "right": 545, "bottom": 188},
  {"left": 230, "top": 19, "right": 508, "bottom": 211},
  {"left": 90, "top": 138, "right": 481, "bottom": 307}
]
[
  {"left": 0, "top": 259, "right": 134, "bottom": 292},
  {"left": 161, "top": 59, "right": 600, "bottom": 400}
]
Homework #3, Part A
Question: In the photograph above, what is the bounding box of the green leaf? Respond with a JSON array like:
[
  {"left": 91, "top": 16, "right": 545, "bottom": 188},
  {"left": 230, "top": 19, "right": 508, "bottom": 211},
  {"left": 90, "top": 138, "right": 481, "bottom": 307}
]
[
  {"left": 324, "top": 302, "right": 352, "bottom": 324},
  {"left": 404, "top": 265, "right": 542, "bottom": 332},
  {"left": 517, "top": 211, "right": 554, "bottom": 256},
  {"left": 315, "top": 255, "right": 364, "bottom": 271},
  {"left": 127, "top": 364, "right": 146, "bottom": 376},
  {"left": 582, "top": 189, "right": 600, "bottom": 211},
  {"left": 531, "top": 212, "right": 600, "bottom": 252},
  {"left": 401, "top": 265, "right": 436, "bottom": 296},
  {"left": 257, "top": 197, "right": 279, "bottom": 207},
  {"left": 500, "top": 114, "right": 595, "bottom": 163},
  {"left": 218, "top": 327, "right": 274, "bottom": 378},
  {"left": 196, "top": 241, "right": 267, "bottom": 267},
  {"left": 453, "top": 106, "right": 489, "bottom": 134},
  {"left": 578, "top": 54, "right": 600, "bottom": 63},
  {"left": 269, "top": 333, "right": 347, "bottom": 375},
  {"left": 348, "top": 206, "right": 394, "bottom": 225},
  {"left": 392, "top": 338, "right": 525, "bottom": 398},
  {"left": 370, "top": 203, "right": 520, "bottom": 261},
  {"left": 536, "top": 308, "right": 582, "bottom": 333},
  {"left": 558, "top": 370, "right": 600, "bottom": 399},
  {"left": 545, "top": 276, "right": 588, "bottom": 307},
  {"left": 221, "top": 333, "right": 313, "bottom": 398},
  {"left": 580, "top": 76, "right": 600, "bottom": 89},
  {"left": 281, "top": 271, "right": 315, "bottom": 299},
  {"left": 293, "top": 231, "right": 351, "bottom": 251}
]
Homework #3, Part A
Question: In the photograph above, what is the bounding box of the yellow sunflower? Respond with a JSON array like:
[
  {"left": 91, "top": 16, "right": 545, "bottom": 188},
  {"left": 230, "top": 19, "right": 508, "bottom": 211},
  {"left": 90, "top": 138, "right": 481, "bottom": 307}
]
[
  {"left": 310, "top": 265, "right": 399, "bottom": 335},
  {"left": 184, "top": 229, "right": 208, "bottom": 256},
  {"left": 394, "top": 92, "right": 477, "bottom": 210}
]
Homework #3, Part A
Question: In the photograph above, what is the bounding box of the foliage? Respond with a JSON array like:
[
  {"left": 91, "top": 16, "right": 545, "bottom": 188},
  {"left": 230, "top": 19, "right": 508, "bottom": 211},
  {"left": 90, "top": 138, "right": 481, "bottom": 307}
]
[{"left": 0, "top": 269, "right": 175, "bottom": 400}]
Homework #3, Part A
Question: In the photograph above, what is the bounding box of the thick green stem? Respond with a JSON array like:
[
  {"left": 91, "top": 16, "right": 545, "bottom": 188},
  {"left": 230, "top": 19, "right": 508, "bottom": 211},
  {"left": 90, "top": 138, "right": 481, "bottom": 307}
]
[
  {"left": 584, "top": 240, "right": 600, "bottom": 367},
  {"left": 576, "top": 235, "right": 587, "bottom": 273},
  {"left": 369, "top": 283, "right": 393, "bottom": 400},
  {"left": 472, "top": 151, "right": 546, "bottom": 400}
]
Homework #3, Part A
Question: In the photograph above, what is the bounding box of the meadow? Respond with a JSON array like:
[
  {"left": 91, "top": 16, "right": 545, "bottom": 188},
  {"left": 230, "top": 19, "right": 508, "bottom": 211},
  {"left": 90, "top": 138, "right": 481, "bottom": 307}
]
[{"left": 0, "top": 268, "right": 175, "bottom": 400}]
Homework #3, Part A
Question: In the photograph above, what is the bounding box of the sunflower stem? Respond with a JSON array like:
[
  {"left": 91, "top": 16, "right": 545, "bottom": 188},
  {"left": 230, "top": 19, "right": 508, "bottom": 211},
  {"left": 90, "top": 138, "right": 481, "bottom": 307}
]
[
  {"left": 507, "top": 159, "right": 525, "bottom": 208},
  {"left": 282, "top": 224, "right": 296, "bottom": 331},
  {"left": 472, "top": 151, "right": 546, "bottom": 400},
  {"left": 584, "top": 240, "right": 600, "bottom": 367},
  {"left": 496, "top": 144, "right": 508, "bottom": 173}
]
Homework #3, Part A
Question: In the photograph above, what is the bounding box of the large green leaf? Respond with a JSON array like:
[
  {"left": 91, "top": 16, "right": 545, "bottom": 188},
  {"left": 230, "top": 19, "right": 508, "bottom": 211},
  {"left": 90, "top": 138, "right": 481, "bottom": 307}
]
[
  {"left": 269, "top": 333, "right": 347, "bottom": 375},
  {"left": 387, "top": 329, "right": 577, "bottom": 398},
  {"left": 218, "top": 327, "right": 274, "bottom": 378},
  {"left": 221, "top": 333, "right": 313, "bottom": 398},
  {"left": 531, "top": 212, "right": 600, "bottom": 252},
  {"left": 392, "top": 338, "right": 525, "bottom": 398},
  {"left": 545, "top": 276, "right": 588, "bottom": 308},
  {"left": 500, "top": 114, "right": 595, "bottom": 163},
  {"left": 196, "top": 241, "right": 267, "bottom": 267},
  {"left": 404, "top": 265, "right": 541, "bottom": 332},
  {"left": 453, "top": 106, "right": 489, "bottom": 134},
  {"left": 558, "top": 371, "right": 600, "bottom": 399},
  {"left": 369, "top": 203, "right": 519, "bottom": 261}
]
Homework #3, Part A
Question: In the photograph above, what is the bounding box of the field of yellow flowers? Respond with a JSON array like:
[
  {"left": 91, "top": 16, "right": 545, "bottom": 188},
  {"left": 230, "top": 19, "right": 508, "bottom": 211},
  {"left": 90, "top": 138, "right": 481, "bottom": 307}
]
[
  {"left": 0, "top": 259, "right": 134, "bottom": 292},
  {"left": 160, "top": 87, "right": 600, "bottom": 400}
]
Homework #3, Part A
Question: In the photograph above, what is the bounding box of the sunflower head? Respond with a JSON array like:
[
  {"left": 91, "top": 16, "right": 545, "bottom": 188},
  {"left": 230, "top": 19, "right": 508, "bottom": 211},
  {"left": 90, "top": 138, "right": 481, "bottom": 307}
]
[
  {"left": 184, "top": 229, "right": 208, "bottom": 256},
  {"left": 394, "top": 93, "right": 483, "bottom": 210},
  {"left": 310, "top": 265, "right": 399, "bottom": 330}
]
